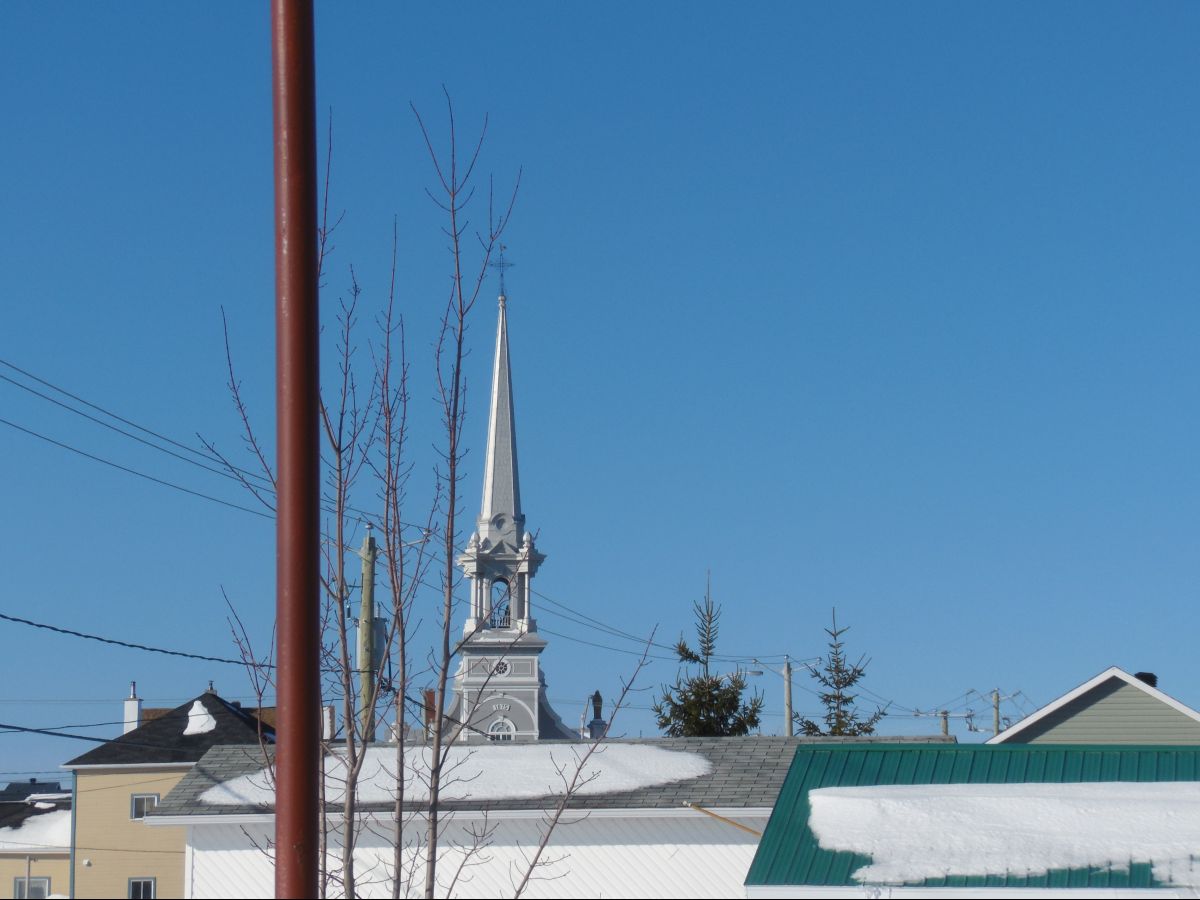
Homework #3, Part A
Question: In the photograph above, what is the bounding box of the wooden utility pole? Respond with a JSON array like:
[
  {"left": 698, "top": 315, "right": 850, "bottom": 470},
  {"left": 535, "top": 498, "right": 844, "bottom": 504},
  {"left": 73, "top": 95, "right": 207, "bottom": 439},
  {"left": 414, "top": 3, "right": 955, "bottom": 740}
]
[
  {"left": 357, "top": 528, "right": 378, "bottom": 742},
  {"left": 783, "top": 655, "right": 793, "bottom": 737},
  {"left": 272, "top": 1, "right": 320, "bottom": 896}
]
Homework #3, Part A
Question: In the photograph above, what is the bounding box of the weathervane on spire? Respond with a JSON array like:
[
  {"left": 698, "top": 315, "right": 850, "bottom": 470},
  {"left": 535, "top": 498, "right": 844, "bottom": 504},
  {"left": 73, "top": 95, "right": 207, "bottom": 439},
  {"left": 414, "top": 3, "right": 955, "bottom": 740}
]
[{"left": 490, "top": 243, "right": 514, "bottom": 301}]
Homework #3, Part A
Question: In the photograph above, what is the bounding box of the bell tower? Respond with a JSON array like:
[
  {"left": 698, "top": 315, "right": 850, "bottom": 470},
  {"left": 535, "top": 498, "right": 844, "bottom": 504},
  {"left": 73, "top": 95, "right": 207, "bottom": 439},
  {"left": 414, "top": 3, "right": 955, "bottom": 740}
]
[{"left": 450, "top": 273, "right": 574, "bottom": 742}]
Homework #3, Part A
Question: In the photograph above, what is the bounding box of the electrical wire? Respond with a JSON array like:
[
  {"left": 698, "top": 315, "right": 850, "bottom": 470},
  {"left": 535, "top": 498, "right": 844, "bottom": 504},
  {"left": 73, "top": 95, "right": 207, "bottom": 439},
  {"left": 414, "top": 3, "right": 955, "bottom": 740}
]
[
  {"left": 2, "top": 359, "right": 807, "bottom": 666},
  {"left": 0, "top": 356, "right": 274, "bottom": 488},
  {"left": 0, "top": 611, "right": 256, "bottom": 667},
  {"left": 0, "top": 372, "right": 265, "bottom": 490},
  {"left": 0, "top": 417, "right": 274, "bottom": 520}
]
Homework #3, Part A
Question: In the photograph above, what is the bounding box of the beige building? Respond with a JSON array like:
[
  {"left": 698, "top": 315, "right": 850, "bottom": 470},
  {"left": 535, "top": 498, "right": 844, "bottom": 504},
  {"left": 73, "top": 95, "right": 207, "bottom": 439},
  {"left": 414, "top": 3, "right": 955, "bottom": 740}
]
[
  {"left": 0, "top": 783, "right": 71, "bottom": 900},
  {"left": 64, "top": 687, "right": 273, "bottom": 899}
]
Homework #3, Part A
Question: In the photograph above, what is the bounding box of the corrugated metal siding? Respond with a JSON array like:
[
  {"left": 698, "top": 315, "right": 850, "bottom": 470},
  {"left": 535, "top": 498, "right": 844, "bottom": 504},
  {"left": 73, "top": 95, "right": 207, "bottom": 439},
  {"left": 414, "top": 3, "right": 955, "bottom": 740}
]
[
  {"left": 745, "top": 744, "right": 1200, "bottom": 889},
  {"left": 192, "top": 814, "right": 767, "bottom": 898},
  {"left": 1012, "top": 680, "right": 1200, "bottom": 745}
]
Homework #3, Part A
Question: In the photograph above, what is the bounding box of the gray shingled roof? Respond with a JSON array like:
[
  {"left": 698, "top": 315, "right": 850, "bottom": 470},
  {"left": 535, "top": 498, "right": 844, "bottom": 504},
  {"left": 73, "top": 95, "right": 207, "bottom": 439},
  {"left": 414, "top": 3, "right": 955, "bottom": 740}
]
[
  {"left": 65, "top": 692, "right": 274, "bottom": 767},
  {"left": 151, "top": 735, "right": 953, "bottom": 819}
]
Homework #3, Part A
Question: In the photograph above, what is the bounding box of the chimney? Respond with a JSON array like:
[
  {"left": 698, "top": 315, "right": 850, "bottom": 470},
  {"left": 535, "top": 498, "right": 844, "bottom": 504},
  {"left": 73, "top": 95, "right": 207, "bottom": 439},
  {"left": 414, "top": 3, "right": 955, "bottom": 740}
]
[
  {"left": 423, "top": 689, "right": 437, "bottom": 741},
  {"left": 1134, "top": 672, "right": 1158, "bottom": 688},
  {"left": 587, "top": 690, "right": 607, "bottom": 740},
  {"left": 122, "top": 682, "right": 142, "bottom": 735}
]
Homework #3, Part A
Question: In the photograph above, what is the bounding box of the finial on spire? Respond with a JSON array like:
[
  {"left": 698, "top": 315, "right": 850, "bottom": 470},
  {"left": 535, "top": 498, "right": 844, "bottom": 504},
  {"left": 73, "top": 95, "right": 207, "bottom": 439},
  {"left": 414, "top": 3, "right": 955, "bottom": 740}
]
[{"left": 490, "top": 243, "right": 514, "bottom": 302}]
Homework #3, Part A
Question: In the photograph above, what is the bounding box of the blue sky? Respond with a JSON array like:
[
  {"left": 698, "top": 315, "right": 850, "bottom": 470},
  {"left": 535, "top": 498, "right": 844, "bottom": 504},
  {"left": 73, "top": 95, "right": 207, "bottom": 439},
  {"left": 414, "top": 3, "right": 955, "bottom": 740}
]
[{"left": 2, "top": 3, "right": 1199, "bottom": 777}]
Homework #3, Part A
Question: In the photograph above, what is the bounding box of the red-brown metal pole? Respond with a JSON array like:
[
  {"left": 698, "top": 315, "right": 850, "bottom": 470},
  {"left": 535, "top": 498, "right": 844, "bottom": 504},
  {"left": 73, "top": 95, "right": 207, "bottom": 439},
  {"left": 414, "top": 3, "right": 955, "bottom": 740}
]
[{"left": 272, "top": 1, "right": 320, "bottom": 897}]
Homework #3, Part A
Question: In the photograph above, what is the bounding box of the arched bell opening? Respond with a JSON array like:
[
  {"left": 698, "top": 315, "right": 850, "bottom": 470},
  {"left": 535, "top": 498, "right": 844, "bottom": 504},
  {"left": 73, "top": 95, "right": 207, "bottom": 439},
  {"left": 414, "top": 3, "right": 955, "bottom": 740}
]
[{"left": 488, "top": 578, "right": 511, "bottom": 629}]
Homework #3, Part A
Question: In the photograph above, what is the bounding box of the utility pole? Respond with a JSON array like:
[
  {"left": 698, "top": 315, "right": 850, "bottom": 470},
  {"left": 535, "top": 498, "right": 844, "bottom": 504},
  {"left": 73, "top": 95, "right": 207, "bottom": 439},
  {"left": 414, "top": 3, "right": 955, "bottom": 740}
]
[
  {"left": 357, "top": 528, "right": 378, "bottom": 743},
  {"left": 783, "top": 655, "right": 793, "bottom": 737},
  {"left": 993, "top": 689, "right": 1001, "bottom": 736},
  {"left": 752, "top": 656, "right": 797, "bottom": 736},
  {"left": 913, "top": 708, "right": 976, "bottom": 736},
  {"left": 272, "top": 1, "right": 320, "bottom": 896}
]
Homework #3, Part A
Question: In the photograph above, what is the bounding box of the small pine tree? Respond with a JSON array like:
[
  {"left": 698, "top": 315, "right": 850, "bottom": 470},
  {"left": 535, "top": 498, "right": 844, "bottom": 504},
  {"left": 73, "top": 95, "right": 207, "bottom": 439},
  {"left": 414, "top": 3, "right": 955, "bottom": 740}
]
[
  {"left": 796, "top": 610, "right": 887, "bottom": 736},
  {"left": 654, "top": 576, "right": 764, "bottom": 737}
]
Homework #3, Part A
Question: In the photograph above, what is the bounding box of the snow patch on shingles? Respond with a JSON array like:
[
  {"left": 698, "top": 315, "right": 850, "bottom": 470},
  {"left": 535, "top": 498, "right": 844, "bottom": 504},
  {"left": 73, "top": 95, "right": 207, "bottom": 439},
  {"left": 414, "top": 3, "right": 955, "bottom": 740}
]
[
  {"left": 0, "top": 809, "right": 71, "bottom": 853},
  {"left": 808, "top": 782, "right": 1200, "bottom": 887},
  {"left": 202, "top": 743, "right": 712, "bottom": 807},
  {"left": 183, "top": 700, "right": 217, "bottom": 736}
]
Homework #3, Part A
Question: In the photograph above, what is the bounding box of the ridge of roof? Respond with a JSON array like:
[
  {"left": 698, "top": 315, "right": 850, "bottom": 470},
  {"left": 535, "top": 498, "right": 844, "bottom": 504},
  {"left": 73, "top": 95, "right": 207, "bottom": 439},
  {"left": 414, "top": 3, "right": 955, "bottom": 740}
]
[
  {"left": 64, "top": 692, "right": 275, "bottom": 768},
  {"left": 986, "top": 666, "right": 1200, "bottom": 744}
]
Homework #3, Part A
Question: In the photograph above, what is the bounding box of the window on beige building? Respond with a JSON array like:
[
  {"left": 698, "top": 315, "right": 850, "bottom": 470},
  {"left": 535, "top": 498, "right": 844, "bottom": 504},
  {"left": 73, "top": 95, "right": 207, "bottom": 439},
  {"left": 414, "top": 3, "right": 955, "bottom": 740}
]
[
  {"left": 129, "top": 794, "right": 159, "bottom": 820},
  {"left": 128, "top": 876, "right": 156, "bottom": 899},
  {"left": 13, "top": 876, "right": 50, "bottom": 899}
]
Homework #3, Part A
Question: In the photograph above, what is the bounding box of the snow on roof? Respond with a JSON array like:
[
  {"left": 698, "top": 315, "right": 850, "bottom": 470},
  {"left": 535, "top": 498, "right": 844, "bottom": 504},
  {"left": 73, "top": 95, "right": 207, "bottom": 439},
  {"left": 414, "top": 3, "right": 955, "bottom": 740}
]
[
  {"left": 0, "top": 808, "right": 71, "bottom": 854},
  {"left": 26, "top": 793, "right": 70, "bottom": 804},
  {"left": 183, "top": 700, "right": 217, "bottom": 736},
  {"left": 808, "top": 782, "right": 1200, "bottom": 887},
  {"left": 202, "top": 743, "right": 712, "bottom": 807}
]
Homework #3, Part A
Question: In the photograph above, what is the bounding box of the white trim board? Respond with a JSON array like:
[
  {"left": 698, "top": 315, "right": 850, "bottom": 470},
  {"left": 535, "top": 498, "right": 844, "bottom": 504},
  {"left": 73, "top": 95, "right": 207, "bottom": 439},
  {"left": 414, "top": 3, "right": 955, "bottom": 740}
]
[{"left": 986, "top": 666, "right": 1200, "bottom": 744}]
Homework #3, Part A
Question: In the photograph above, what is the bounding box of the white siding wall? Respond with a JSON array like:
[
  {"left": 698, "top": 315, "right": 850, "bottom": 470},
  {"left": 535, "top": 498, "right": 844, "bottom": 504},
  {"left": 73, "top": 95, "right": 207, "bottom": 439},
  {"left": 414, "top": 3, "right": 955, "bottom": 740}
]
[{"left": 189, "top": 813, "right": 765, "bottom": 899}]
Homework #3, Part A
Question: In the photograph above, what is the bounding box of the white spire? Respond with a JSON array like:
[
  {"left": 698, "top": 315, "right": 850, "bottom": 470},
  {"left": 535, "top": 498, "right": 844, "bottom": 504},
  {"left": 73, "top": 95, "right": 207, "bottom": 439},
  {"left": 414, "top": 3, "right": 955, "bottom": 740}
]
[{"left": 478, "top": 292, "right": 523, "bottom": 549}]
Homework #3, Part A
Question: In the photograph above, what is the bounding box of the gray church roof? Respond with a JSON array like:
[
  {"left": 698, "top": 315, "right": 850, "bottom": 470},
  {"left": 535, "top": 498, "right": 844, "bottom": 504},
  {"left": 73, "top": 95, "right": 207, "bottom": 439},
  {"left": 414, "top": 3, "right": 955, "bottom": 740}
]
[{"left": 150, "top": 735, "right": 954, "bottom": 819}]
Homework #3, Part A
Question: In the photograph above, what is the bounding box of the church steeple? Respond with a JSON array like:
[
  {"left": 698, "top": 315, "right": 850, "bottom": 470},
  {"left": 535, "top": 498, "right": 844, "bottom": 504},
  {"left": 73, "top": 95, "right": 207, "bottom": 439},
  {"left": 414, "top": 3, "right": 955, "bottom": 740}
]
[
  {"left": 477, "top": 292, "right": 524, "bottom": 552},
  {"left": 450, "top": 272, "right": 574, "bottom": 742}
]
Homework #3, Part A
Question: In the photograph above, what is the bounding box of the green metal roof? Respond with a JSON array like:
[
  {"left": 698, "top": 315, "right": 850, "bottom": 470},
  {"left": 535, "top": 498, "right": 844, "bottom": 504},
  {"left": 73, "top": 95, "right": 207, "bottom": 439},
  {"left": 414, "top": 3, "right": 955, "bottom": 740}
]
[{"left": 745, "top": 743, "right": 1200, "bottom": 890}]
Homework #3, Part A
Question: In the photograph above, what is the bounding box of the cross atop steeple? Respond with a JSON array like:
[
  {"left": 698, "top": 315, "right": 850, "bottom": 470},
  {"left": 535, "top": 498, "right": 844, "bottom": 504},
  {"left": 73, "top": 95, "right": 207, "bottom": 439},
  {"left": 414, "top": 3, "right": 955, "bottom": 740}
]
[{"left": 489, "top": 244, "right": 514, "bottom": 302}]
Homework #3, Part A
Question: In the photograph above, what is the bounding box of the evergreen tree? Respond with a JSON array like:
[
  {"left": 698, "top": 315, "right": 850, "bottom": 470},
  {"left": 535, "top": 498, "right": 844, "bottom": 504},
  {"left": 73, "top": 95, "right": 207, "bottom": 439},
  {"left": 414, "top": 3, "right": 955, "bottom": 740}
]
[
  {"left": 654, "top": 578, "right": 764, "bottom": 737},
  {"left": 796, "top": 610, "right": 887, "bottom": 736}
]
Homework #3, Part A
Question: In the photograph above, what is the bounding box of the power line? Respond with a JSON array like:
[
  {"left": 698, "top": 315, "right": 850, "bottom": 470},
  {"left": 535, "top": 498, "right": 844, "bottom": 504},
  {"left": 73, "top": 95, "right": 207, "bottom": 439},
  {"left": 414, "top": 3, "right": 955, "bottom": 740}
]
[
  {"left": 0, "top": 372, "right": 799, "bottom": 668},
  {"left": 0, "top": 611, "right": 257, "bottom": 667},
  {"left": 533, "top": 587, "right": 792, "bottom": 664},
  {"left": 537, "top": 628, "right": 679, "bottom": 661},
  {"left": 0, "top": 371, "right": 267, "bottom": 492},
  {"left": 0, "top": 358, "right": 416, "bottom": 527},
  {"left": 0, "top": 720, "right": 263, "bottom": 754},
  {"left": 0, "top": 416, "right": 274, "bottom": 520},
  {"left": 0, "top": 356, "right": 274, "bottom": 489},
  {"left": 0, "top": 375, "right": 807, "bottom": 673},
  {"left": 0, "top": 837, "right": 182, "bottom": 855}
]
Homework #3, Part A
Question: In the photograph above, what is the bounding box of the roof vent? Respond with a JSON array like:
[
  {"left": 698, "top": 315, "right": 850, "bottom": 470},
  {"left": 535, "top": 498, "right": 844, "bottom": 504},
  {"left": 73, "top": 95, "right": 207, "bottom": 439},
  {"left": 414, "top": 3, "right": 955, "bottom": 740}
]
[{"left": 1134, "top": 671, "right": 1158, "bottom": 688}]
